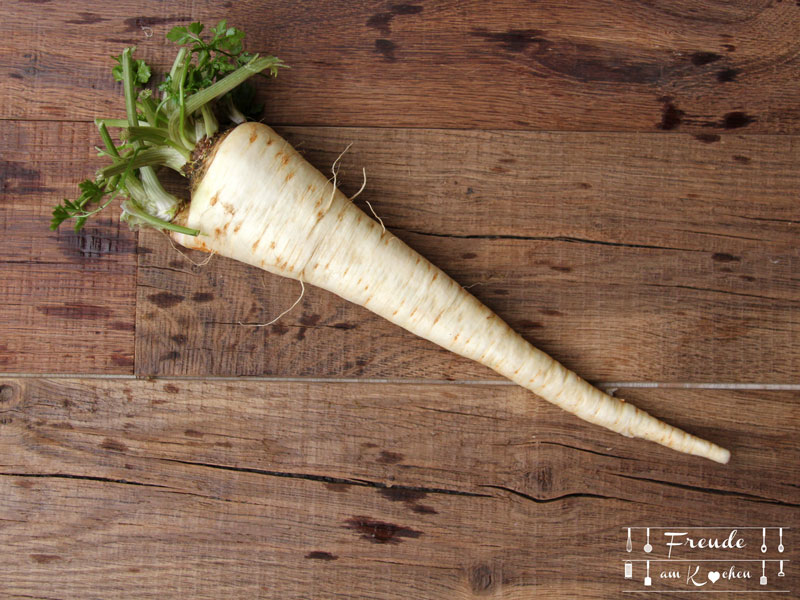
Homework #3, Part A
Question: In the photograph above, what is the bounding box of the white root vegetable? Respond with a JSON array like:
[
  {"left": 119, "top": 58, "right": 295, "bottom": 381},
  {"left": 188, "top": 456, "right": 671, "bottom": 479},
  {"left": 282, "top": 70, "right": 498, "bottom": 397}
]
[{"left": 172, "top": 122, "right": 730, "bottom": 464}]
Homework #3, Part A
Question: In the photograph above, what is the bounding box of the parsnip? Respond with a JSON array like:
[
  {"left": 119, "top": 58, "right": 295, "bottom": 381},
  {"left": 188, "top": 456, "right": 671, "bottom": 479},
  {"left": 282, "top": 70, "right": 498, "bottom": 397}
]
[
  {"left": 52, "top": 22, "right": 730, "bottom": 464},
  {"left": 171, "top": 122, "right": 730, "bottom": 464}
]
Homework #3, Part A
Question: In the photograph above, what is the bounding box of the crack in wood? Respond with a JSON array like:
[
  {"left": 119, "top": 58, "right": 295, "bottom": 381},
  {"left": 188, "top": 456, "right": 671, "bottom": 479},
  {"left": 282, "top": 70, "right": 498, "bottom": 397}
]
[
  {"left": 396, "top": 228, "right": 701, "bottom": 252},
  {"left": 414, "top": 405, "right": 506, "bottom": 420},
  {"left": 480, "top": 483, "right": 633, "bottom": 504},
  {"left": 536, "top": 440, "right": 640, "bottom": 461},
  {"left": 0, "top": 472, "right": 170, "bottom": 490},
  {"left": 158, "top": 457, "right": 491, "bottom": 498},
  {"left": 614, "top": 473, "right": 799, "bottom": 507},
  {"left": 641, "top": 282, "right": 796, "bottom": 303}
]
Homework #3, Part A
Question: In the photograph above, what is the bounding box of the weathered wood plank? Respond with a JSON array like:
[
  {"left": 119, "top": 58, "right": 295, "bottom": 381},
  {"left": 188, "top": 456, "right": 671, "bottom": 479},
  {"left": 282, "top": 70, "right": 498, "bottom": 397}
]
[
  {"left": 1, "top": 1, "right": 799, "bottom": 132},
  {"left": 0, "top": 121, "right": 137, "bottom": 373},
  {"left": 0, "top": 378, "right": 796, "bottom": 598},
  {"left": 136, "top": 127, "right": 800, "bottom": 380}
]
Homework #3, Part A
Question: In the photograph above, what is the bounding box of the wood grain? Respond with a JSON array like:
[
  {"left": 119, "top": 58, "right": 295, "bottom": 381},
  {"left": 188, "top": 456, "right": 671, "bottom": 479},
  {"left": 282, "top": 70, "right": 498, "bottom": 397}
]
[
  {"left": 0, "top": 378, "right": 796, "bottom": 599},
  {"left": 2, "top": 1, "right": 798, "bottom": 598},
  {"left": 136, "top": 126, "right": 799, "bottom": 381},
  {"left": 1, "top": 1, "right": 799, "bottom": 132},
  {"left": 0, "top": 121, "right": 137, "bottom": 374}
]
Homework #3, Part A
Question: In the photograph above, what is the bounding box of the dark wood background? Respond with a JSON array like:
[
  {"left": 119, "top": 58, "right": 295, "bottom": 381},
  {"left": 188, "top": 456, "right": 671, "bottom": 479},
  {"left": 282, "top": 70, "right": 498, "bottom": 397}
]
[{"left": 1, "top": 1, "right": 797, "bottom": 598}]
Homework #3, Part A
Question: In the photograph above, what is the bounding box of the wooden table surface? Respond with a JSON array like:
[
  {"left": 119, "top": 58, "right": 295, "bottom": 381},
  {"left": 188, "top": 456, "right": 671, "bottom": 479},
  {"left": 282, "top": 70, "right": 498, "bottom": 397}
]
[{"left": 1, "top": 1, "right": 798, "bottom": 598}]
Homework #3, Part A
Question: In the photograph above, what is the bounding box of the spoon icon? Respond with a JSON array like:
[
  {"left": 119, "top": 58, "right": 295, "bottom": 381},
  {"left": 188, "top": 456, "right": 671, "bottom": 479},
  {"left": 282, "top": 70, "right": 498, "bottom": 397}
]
[
  {"left": 626, "top": 528, "right": 632, "bottom": 552},
  {"left": 778, "top": 528, "right": 784, "bottom": 553},
  {"left": 644, "top": 528, "right": 653, "bottom": 553},
  {"left": 762, "top": 528, "right": 767, "bottom": 553}
]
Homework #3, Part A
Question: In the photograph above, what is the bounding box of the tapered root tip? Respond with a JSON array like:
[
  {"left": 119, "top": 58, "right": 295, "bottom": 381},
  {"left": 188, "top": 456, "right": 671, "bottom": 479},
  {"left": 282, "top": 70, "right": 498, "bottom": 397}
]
[{"left": 709, "top": 445, "right": 731, "bottom": 465}]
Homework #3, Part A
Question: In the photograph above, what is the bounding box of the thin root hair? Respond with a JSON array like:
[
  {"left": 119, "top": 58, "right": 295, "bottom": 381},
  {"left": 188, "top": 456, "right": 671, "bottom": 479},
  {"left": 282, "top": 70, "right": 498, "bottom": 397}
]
[
  {"left": 323, "top": 143, "right": 353, "bottom": 213},
  {"left": 163, "top": 229, "right": 217, "bottom": 266},
  {"left": 241, "top": 277, "right": 306, "bottom": 327}
]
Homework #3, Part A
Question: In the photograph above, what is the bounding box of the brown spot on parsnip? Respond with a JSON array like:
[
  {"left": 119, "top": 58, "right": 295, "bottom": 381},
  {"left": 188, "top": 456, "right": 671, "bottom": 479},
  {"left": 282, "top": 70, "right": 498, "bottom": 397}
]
[
  {"left": 269, "top": 241, "right": 276, "bottom": 249},
  {"left": 281, "top": 154, "right": 290, "bottom": 166},
  {"left": 252, "top": 240, "right": 259, "bottom": 251},
  {"left": 209, "top": 193, "right": 219, "bottom": 206},
  {"left": 249, "top": 129, "right": 258, "bottom": 143}
]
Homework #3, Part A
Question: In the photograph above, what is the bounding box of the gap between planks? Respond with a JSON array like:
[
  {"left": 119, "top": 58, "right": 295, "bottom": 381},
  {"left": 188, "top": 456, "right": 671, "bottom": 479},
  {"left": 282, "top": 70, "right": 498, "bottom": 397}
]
[
  {"left": 2, "top": 115, "right": 799, "bottom": 139},
  {"left": 0, "top": 373, "right": 797, "bottom": 390}
]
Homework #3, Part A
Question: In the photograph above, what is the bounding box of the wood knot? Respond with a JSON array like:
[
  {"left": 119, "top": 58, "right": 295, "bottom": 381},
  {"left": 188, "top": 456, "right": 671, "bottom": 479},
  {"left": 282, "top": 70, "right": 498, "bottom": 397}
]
[
  {"left": 468, "top": 564, "right": 497, "bottom": 594},
  {"left": 0, "top": 384, "right": 16, "bottom": 404}
]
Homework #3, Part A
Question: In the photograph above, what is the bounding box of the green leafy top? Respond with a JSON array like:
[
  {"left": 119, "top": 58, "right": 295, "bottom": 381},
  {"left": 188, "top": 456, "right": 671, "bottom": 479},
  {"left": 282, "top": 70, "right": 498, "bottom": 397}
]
[{"left": 51, "top": 21, "right": 283, "bottom": 234}]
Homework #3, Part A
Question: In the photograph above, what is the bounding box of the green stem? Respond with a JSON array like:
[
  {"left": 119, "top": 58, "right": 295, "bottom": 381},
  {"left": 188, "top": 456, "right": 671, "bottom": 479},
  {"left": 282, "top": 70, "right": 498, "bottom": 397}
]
[
  {"left": 167, "top": 55, "right": 278, "bottom": 148},
  {"left": 98, "top": 146, "right": 187, "bottom": 178},
  {"left": 121, "top": 49, "right": 140, "bottom": 129},
  {"left": 122, "top": 200, "right": 200, "bottom": 235},
  {"left": 175, "top": 53, "right": 194, "bottom": 150},
  {"left": 96, "top": 121, "right": 122, "bottom": 159},
  {"left": 200, "top": 104, "right": 218, "bottom": 138},
  {"left": 126, "top": 126, "right": 192, "bottom": 159},
  {"left": 183, "top": 55, "right": 278, "bottom": 117}
]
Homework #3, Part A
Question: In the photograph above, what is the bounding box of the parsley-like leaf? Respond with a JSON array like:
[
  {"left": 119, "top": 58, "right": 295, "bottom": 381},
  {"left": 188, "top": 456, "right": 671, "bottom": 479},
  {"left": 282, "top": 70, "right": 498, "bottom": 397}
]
[{"left": 112, "top": 53, "right": 151, "bottom": 85}]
